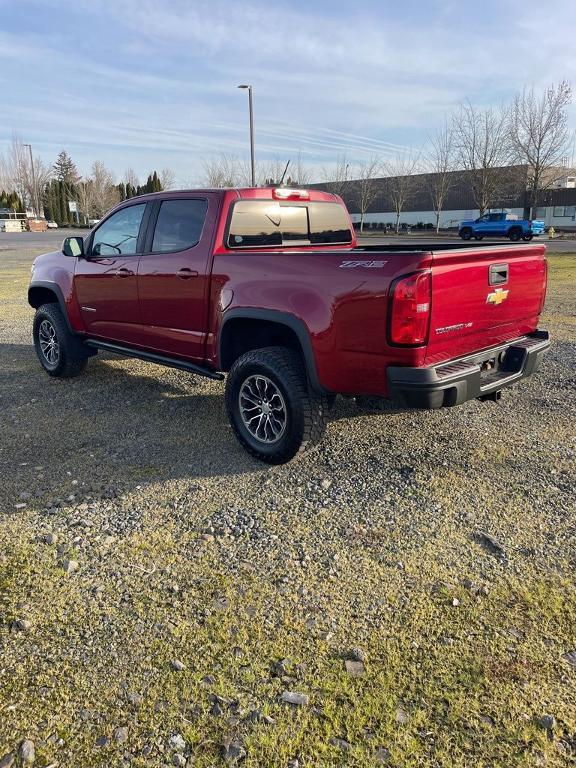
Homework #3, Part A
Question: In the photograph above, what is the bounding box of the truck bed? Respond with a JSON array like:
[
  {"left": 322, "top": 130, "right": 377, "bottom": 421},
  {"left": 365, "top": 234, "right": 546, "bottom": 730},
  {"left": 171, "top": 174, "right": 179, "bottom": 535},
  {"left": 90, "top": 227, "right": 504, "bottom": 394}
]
[{"left": 211, "top": 241, "right": 547, "bottom": 395}]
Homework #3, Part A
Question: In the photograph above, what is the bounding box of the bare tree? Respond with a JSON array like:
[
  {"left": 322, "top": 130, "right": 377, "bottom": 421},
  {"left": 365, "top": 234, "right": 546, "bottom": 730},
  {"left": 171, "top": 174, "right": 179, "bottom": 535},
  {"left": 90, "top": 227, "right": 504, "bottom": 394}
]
[
  {"left": 3, "top": 138, "right": 29, "bottom": 207},
  {"left": 264, "top": 152, "right": 311, "bottom": 187},
  {"left": 384, "top": 152, "right": 420, "bottom": 233},
  {"left": 1, "top": 135, "right": 52, "bottom": 217},
  {"left": 77, "top": 180, "right": 95, "bottom": 225},
  {"left": 32, "top": 157, "right": 53, "bottom": 218},
  {"left": 202, "top": 154, "right": 241, "bottom": 187},
  {"left": 452, "top": 101, "right": 511, "bottom": 216},
  {"left": 79, "top": 160, "right": 120, "bottom": 219},
  {"left": 288, "top": 152, "right": 311, "bottom": 186},
  {"left": 426, "top": 121, "right": 456, "bottom": 232},
  {"left": 321, "top": 154, "right": 350, "bottom": 197},
  {"left": 0, "top": 154, "right": 10, "bottom": 192},
  {"left": 355, "top": 156, "right": 382, "bottom": 232},
  {"left": 123, "top": 168, "right": 140, "bottom": 189},
  {"left": 159, "top": 167, "right": 176, "bottom": 190},
  {"left": 508, "top": 81, "right": 573, "bottom": 217},
  {"left": 258, "top": 156, "right": 289, "bottom": 186}
]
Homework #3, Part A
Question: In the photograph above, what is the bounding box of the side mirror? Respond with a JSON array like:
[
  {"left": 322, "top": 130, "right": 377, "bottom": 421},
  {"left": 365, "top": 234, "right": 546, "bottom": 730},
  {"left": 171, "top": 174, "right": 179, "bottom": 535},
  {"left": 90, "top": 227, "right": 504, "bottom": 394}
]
[{"left": 62, "top": 236, "right": 84, "bottom": 258}]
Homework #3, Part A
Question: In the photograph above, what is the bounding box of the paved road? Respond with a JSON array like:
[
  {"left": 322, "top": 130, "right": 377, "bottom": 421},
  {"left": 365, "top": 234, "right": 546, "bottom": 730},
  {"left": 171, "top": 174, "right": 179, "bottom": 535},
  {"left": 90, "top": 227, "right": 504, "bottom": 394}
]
[
  {"left": 0, "top": 229, "right": 87, "bottom": 250},
  {"left": 1, "top": 228, "right": 575, "bottom": 252}
]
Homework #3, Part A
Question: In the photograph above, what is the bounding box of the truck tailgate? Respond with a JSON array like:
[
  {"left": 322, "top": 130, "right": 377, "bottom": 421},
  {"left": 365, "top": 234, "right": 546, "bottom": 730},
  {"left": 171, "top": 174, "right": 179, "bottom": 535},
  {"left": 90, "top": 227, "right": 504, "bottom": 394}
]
[{"left": 425, "top": 244, "right": 547, "bottom": 366}]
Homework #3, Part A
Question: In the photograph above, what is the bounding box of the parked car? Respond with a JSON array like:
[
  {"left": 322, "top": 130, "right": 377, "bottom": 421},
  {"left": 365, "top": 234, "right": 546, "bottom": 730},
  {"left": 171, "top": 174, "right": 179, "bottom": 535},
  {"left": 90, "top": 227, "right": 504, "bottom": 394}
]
[
  {"left": 88, "top": 218, "right": 101, "bottom": 227},
  {"left": 459, "top": 212, "right": 545, "bottom": 241},
  {"left": 46, "top": 220, "right": 59, "bottom": 229},
  {"left": 29, "top": 187, "right": 550, "bottom": 463}
]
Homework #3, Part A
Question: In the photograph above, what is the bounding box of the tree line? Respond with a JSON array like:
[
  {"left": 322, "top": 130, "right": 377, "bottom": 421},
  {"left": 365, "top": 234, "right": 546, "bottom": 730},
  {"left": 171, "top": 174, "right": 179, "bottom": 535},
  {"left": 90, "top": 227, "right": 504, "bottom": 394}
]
[
  {"left": 329, "top": 81, "right": 574, "bottom": 232},
  {"left": 0, "top": 142, "right": 176, "bottom": 225},
  {"left": 204, "top": 81, "right": 573, "bottom": 233}
]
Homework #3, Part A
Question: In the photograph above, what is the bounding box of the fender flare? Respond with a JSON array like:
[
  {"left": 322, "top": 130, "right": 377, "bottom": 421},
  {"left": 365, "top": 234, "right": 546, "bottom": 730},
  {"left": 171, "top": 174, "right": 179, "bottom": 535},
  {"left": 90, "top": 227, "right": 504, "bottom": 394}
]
[
  {"left": 219, "top": 308, "right": 326, "bottom": 393},
  {"left": 28, "top": 280, "right": 77, "bottom": 335}
]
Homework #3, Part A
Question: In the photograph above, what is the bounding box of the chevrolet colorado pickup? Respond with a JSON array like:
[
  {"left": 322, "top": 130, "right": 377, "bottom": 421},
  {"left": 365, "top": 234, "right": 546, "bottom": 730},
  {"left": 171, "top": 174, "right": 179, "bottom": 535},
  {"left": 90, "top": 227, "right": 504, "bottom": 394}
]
[
  {"left": 29, "top": 187, "right": 550, "bottom": 463},
  {"left": 459, "top": 212, "right": 545, "bottom": 241}
]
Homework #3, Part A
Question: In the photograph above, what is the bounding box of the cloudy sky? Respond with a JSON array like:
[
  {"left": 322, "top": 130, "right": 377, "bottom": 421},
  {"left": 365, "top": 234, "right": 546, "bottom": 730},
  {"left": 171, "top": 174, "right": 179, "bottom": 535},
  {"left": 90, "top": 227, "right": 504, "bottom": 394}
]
[{"left": 1, "top": 0, "right": 575, "bottom": 184}]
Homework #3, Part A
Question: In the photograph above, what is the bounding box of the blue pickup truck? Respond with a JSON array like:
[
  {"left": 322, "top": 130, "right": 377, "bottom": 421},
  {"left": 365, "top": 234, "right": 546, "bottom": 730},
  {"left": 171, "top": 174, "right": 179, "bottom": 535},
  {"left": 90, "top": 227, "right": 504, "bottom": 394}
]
[{"left": 458, "top": 212, "right": 545, "bottom": 242}]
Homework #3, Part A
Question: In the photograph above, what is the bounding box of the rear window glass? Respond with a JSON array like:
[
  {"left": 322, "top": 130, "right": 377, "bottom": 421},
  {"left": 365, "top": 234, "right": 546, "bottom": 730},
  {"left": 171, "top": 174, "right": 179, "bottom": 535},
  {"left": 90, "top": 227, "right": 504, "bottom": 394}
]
[
  {"left": 227, "top": 200, "right": 352, "bottom": 248},
  {"left": 152, "top": 198, "right": 207, "bottom": 253}
]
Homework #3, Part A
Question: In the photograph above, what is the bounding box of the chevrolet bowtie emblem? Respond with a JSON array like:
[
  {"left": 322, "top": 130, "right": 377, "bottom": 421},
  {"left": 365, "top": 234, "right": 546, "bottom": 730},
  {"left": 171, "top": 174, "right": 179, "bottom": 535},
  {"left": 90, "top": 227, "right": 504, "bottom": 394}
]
[{"left": 487, "top": 288, "right": 509, "bottom": 305}]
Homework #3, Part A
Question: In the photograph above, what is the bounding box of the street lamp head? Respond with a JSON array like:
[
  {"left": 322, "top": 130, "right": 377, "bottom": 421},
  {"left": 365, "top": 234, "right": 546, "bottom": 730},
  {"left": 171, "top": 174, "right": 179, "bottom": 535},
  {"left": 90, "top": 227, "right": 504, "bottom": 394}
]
[{"left": 237, "top": 84, "right": 251, "bottom": 89}]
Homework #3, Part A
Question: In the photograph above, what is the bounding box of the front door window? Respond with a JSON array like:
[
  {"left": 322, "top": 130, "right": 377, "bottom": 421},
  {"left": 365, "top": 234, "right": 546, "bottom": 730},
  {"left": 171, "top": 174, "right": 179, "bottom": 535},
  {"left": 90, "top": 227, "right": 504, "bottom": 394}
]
[{"left": 91, "top": 204, "right": 146, "bottom": 256}]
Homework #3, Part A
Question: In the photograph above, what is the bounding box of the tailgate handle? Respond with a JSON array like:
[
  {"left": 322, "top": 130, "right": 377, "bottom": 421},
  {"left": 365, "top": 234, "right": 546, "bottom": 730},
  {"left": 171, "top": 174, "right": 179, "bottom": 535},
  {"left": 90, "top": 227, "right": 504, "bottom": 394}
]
[{"left": 489, "top": 263, "right": 508, "bottom": 285}]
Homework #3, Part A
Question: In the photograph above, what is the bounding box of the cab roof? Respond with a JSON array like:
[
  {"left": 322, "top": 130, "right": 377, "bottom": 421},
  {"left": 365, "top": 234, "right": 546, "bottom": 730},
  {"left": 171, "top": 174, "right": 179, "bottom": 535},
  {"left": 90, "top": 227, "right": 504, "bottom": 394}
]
[{"left": 124, "top": 187, "right": 342, "bottom": 203}]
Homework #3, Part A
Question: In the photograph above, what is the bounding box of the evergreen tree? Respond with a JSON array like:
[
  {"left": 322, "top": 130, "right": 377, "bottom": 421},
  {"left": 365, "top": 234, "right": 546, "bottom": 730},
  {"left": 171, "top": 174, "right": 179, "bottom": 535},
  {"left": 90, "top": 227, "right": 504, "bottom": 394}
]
[
  {"left": 52, "top": 151, "right": 81, "bottom": 225},
  {"left": 53, "top": 150, "right": 80, "bottom": 184},
  {"left": 59, "top": 181, "right": 68, "bottom": 224},
  {"left": 0, "top": 191, "right": 24, "bottom": 212}
]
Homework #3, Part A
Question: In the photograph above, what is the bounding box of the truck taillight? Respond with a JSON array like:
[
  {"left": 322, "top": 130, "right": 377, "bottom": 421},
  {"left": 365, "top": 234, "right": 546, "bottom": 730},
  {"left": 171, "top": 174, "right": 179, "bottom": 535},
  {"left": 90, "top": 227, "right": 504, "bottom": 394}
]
[{"left": 388, "top": 271, "right": 431, "bottom": 345}]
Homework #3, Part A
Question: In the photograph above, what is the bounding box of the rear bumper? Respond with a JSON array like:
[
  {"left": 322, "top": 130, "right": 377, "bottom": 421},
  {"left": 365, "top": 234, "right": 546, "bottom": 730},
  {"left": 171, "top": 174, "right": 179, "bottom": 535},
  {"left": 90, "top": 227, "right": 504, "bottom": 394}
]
[{"left": 387, "top": 330, "right": 550, "bottom": 409}]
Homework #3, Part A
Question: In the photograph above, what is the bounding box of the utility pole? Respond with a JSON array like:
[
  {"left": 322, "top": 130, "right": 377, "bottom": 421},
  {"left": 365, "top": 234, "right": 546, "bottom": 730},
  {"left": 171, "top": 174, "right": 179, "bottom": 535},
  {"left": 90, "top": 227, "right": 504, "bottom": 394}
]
[
  {"left": 237, "top": 84, "right": 256, "bottom": 186},
  {"left": 23, "top": 143, "right": 38, "bottom": 217}
]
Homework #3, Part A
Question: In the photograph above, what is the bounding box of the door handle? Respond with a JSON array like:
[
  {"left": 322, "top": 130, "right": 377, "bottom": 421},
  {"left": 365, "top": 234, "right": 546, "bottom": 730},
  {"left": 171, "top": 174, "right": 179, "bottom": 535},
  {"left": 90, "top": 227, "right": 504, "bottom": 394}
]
[
  {"left": 177, "top": 268, "right": 198, "bottom": 279},
  {"left": 115, "top": 267, "right": 133, "bottom": 278}
]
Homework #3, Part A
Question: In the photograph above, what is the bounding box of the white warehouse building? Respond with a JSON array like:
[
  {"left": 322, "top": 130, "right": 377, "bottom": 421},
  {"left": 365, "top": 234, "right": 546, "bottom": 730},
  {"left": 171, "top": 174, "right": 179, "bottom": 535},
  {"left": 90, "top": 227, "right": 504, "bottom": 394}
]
[{"left": 313, "top": 166, "right": 576, "bottom": 231}]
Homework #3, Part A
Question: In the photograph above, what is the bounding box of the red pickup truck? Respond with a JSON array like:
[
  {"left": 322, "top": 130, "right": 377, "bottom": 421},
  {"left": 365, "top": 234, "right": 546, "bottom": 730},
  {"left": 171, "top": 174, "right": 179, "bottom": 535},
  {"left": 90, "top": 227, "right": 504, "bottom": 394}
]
[{"left": 29, "top": 187, "right": 550, "bottom": 463}]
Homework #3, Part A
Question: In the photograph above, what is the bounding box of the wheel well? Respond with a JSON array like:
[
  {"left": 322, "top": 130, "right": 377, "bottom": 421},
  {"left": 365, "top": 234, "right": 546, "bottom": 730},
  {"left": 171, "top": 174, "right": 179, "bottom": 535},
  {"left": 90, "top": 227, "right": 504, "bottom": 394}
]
[
  {"left": 508, "top": 225, "right": 522, "bottom": 233},
  {"left": 220, "top": 318, "right": 303, "bottom": 371},
  {"left": 28, "top": 286, "right": 59, "bottom": 309}
]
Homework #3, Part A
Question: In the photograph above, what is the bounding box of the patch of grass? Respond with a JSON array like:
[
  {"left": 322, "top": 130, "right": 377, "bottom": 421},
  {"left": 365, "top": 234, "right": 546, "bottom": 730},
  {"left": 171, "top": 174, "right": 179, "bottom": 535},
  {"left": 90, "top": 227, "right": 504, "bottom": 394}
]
[
  {"left": 1, "top": 523, "right": 575, "bottom": 767},
  {"left": 546, "top": 253, "right": 576, "bottom": 281}
]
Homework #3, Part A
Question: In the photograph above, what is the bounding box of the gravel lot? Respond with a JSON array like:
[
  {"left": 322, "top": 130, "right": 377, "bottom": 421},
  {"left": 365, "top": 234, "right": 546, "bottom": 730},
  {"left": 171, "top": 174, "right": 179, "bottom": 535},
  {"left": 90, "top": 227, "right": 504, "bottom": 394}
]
[{"left": 0, "top": 247, "right": 575, "bottom": 767}]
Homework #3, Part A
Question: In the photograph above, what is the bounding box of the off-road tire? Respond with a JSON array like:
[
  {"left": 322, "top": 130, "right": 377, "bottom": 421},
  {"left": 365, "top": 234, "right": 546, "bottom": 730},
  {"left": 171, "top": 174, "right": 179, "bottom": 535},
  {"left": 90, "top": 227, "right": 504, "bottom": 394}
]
[
  {"left": 225, "top": 346, "right": 328, "bottom": 464},
  {"left": 522, "top": 233, "right": 534, "bottom": 241},
  {"left": 460, "top": 228, "right": 472, "bottom": 241},
  {"left": 33, "top": 303, "right": 88, "bottom": 378},
  {"left": 508, "top": 227, "right": 522, "bottom": 241}
]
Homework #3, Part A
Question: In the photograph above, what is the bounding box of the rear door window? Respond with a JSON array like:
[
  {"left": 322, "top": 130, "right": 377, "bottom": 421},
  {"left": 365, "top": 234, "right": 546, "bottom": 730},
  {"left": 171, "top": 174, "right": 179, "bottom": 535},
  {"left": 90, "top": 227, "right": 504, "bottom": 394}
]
[
  {"left": 227, "top": 201, "right": 352, "bottom": 248},
  {"left": 151, "top": 198, "right": 207, "bottom": 253}
]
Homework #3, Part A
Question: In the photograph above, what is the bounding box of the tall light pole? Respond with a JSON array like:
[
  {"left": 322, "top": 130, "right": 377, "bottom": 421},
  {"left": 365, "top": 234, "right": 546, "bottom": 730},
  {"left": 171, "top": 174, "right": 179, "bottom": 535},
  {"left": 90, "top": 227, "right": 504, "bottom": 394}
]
[
  {"left": 237, "top": 84, "right": 255, "bottom": 186},
  {"left": 23, "top": 143, "right": 38, "bottom": 217}
]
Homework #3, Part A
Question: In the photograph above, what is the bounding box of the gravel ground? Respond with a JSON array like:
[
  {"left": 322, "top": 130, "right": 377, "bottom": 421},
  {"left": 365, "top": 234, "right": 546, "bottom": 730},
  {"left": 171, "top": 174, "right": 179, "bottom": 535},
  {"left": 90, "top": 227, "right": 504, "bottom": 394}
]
[{"left": 0, "top": 249, "right": 575, "bottom": 767}]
